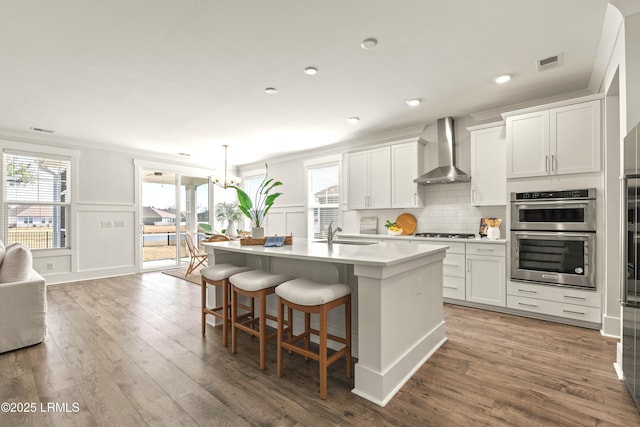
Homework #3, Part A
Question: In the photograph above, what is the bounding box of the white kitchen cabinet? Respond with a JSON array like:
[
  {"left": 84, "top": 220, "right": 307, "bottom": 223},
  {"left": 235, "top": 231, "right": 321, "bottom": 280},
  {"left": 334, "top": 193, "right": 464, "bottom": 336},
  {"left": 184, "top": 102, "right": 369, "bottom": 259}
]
[
  {"left": 468, "top": 122, "right": 506, "bottom": 205},
  {"left": 391, "top": 140, "right": 424, "bottom": 208},
  {"left": 465, "top": 243, "right": 506, "bottom": 307},
  {"left": 504, "top": 98, "right": 601, "bottom": 178},
  {"left": 506, "top": 281, "right": 601, "bottom": 324},
  {"left": 347, "top": 147, "right": 391, "bottom": 209},
  {"left": 442, "top": 242, "right": 466, "bottom": 300}
]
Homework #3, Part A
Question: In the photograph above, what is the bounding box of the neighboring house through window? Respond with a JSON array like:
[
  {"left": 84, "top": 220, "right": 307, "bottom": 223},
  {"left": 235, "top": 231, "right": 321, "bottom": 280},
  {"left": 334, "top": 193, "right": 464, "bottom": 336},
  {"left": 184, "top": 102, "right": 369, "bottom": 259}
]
[
  {"left": 306, "top": 156, "right": 341, "bottom": 239},
  {"left": 3, "top": 151, "right": 71, "bottom": 250}
]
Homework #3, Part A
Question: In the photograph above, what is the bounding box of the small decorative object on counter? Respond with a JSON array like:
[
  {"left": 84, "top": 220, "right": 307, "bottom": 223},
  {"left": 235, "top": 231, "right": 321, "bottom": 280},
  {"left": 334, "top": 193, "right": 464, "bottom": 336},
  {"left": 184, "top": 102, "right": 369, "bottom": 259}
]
[
  {"left": 240, "top": 235, "right": 292, "bottom": 246},
  {"left": 395, "top": 213, "right": 417, "bottom": 235},
  {"left": 479, "top": 218, "right": 502, "bottom": 239},
  {"left": 385, "top": 220, "right": 403, "bottom": 236}
]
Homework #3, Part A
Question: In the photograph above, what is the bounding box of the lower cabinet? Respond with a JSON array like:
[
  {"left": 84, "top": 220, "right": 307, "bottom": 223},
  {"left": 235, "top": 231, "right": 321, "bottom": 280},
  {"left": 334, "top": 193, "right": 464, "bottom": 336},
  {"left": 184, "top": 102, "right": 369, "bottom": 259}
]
[
  {"left": 506, "top": 281, "right": 601, "bottom": 323},
  {"left": 465, "top": 243, "right": 506, "bottom": 307},
  {"left": 442, "top": 242, "right": 466, "bottom": 300}
]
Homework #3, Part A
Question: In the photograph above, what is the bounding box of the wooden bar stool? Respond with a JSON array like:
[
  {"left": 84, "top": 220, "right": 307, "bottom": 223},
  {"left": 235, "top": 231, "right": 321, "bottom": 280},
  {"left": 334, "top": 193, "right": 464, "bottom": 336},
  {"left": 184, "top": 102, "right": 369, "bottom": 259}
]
[
  {"left": 275, "top": 278, "right": 352, "bottom": 400},
  {"left": 200, "top": 263, "right": 252, "bottom": 346},
  {"left": 229, "top": 270, "right": 295, "bottom": 370}
]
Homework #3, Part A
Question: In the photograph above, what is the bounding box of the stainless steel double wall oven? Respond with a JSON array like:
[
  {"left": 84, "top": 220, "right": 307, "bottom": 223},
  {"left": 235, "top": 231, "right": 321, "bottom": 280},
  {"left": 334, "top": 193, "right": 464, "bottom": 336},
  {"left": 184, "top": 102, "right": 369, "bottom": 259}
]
[{"left": 510, "top": 189, "right": 596, "bottom": 289}]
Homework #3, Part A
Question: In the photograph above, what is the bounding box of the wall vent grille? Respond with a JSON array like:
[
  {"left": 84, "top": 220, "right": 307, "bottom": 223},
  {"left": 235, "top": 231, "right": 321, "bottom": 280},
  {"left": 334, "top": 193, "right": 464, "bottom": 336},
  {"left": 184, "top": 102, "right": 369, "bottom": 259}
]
[{"left": 537, "top": 53, "right": 562, "bottom": 71}]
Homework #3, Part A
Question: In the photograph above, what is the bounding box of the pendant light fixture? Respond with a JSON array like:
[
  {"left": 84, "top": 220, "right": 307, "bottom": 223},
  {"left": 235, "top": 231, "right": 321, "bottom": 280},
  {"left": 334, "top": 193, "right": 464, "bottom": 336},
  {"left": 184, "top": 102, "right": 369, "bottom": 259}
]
[{"left": 212, "top": 145, "right": 241, "bottom": 188}]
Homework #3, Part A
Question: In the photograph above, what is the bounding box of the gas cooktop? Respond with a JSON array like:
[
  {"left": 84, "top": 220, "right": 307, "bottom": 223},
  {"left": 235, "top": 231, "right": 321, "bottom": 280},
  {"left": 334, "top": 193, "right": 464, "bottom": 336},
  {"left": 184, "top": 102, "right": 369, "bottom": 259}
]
[{"left": 414, "top": 232, "right": 477, "bottom": 239}]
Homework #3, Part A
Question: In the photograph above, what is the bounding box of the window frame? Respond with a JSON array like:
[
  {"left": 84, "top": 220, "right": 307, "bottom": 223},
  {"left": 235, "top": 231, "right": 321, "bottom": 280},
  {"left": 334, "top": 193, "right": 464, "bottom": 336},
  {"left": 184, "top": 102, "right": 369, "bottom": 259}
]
[
  {"left": 1, "top": 141, "right": 78, "bottom": 253},
  {"left": 237, "top": 169, "right": 266, "bottom": 232},
  {"left": 304, "top": 155, "right": 342, "bottom": 239}
]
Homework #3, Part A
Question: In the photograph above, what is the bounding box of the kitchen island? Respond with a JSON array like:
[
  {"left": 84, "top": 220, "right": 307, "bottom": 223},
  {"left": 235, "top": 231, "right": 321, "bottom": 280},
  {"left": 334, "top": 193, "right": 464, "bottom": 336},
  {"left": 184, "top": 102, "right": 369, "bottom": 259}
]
[{"left": 203, "top": 238, "right": 448, "bottom": 406}]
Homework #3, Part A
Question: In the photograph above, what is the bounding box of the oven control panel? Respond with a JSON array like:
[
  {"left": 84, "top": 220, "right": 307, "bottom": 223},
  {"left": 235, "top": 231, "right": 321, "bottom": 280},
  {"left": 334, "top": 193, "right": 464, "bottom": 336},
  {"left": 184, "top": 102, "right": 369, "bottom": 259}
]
[{"left": 512, "top": 188, "right": 595, "bottom": 201}]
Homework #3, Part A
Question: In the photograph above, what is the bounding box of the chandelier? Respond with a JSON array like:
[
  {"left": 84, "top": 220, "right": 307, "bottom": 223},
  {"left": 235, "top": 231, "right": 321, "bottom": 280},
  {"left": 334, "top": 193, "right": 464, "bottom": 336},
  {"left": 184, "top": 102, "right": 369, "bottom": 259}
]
[{"left": 212, "top": 144, "right": 241, "bottom": 189}]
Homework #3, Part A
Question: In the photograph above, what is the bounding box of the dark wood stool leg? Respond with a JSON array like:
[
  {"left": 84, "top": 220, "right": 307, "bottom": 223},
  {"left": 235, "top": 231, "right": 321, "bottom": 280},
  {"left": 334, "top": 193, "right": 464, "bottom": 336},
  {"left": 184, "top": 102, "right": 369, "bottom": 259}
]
[
  {"left": 259, "top": 290, "right": 267, "bottom": 370},
  {"left": 346, "top": 295, "right": 352, "bottom": 378},
  {"left": 222, "top": 279, "right": 230, "bottom": 347},
  {"left": 304, "top": 312, "right": 311, "bottom": 360},
  {"left": 277, "top": 297, "right": 284, "bottom": 377},
  {"left": 319, "top": 304, "right": 328, "bottom": 400},
  {"left": 201, "top": 278, "right": 207, "bottom": 336},
  {"left": 287, "top": 306, "right": 293, "bottom": 354},
  {"left": 231, "top": 285, "right": 238, "bottom": 354}
]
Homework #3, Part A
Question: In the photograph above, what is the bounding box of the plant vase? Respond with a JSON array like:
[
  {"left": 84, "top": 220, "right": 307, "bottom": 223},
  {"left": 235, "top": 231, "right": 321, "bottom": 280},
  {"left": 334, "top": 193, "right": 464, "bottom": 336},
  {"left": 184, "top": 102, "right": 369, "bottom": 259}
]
[
  {"left": 251, "top": 226, "right": 265, "bottom": 238},
  {"left": 225, "top": 220, "right": 237, "bottom": 237}
]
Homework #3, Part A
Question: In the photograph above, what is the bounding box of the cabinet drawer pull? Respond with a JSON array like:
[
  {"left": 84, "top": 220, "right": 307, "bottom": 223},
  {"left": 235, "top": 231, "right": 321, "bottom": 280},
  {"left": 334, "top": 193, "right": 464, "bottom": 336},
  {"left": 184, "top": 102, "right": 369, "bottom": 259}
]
[
  {"left": 545, "top": 155, "right": 549, "bottom": 172},
  {"left": 562, "top": 309, "right": 585, "bottom": 316},
  {"left": 443, "top": 262, "right": 459, "bottom": 267},
  {"left": 518, "top": 289, "right": 538, "bottom": 294},
  {"left": 564, "top": 295, "right": 586, "bottom": 301},
  {"left": 443, "top": 285, "right": 458, "bottom": 289},
  {"left": 518, "top": 302, "right": 538, "bottom": 308},
  {"left": 476, "top": 248, "right": 494, "bottom": 252}
]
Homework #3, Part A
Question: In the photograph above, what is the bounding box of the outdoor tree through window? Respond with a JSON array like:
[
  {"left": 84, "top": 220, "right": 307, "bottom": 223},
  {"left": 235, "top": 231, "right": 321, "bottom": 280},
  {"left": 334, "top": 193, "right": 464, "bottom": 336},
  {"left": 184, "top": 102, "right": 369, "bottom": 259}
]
[{"left": 3, "top": 151, "right": 70, "bottom": 249}]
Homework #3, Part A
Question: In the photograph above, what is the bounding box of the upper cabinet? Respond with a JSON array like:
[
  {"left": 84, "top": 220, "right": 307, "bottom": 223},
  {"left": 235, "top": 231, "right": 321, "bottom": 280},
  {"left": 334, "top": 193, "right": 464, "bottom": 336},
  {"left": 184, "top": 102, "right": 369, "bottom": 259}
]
[
  {"left": 503, "top": 96, "right": 601, "bottom": 179},
  {"left": 468, "top": 122, "right": 506, "bottom": 206},
  {"left": 347, "top": 146, "right": 391, "bottom": 209},
  {"left": 391, "top": 140, "right": 424, "bottom": 208},
  {"left": 347, "top": 138, "right": 424, "bottom": 210}
]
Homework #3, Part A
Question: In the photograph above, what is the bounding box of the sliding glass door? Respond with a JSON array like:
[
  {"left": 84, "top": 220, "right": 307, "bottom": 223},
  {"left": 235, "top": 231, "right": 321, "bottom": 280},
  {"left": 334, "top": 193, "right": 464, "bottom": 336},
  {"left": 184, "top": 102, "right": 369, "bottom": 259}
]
[
  {"left": 141, "top": 170, "right": 179, "bottom": 269},
  {"left": 140, "top": 169, "right": 210, "bottom": 271}
]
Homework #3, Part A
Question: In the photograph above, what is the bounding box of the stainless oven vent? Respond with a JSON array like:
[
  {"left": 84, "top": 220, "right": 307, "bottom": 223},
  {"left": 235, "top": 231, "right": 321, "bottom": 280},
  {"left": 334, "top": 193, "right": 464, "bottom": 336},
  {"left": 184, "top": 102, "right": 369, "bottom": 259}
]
[{"left": 414, "top": 117, "right": 470, "bottom": 185}]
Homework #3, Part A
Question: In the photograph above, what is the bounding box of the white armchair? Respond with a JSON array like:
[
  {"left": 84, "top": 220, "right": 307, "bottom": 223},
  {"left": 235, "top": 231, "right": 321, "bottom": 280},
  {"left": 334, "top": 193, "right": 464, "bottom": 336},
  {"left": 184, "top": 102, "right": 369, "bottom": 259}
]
[{"left": 0, "top": 243, "right": 47, "bottom": 353}]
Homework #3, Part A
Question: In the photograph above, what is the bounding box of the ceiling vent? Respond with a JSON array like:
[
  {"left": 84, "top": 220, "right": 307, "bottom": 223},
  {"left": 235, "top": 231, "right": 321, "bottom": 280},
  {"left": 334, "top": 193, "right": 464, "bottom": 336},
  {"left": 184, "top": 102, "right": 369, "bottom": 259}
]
[
  {"left": 29, "top": 126, "right": 55, "bottom": 134},
  {"left": 537, "top": 53, "right": 562, "bottom": 72}
]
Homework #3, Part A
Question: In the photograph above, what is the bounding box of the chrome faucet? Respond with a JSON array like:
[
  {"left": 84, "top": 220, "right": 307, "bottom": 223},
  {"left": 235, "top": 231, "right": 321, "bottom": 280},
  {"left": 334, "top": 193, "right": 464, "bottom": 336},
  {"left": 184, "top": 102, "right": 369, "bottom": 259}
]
[{"left": 327, "top": 220, "right": 342, "bottom": 247}]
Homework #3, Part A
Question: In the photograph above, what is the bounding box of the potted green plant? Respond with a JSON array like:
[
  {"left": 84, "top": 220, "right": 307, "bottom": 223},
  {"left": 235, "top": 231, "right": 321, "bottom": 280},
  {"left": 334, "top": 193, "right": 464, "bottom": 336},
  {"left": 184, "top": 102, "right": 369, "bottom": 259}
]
[
  {"left": 214, "top": 201, "right": 243, "bottom": 237},
  {"left": 231, "top": 163, "right": 283, "bottom": 238}
]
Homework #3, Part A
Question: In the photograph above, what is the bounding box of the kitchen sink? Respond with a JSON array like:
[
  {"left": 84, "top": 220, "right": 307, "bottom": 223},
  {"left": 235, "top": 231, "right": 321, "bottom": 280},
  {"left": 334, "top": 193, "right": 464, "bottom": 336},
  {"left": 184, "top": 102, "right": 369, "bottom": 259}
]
[{"left": 313, "top": 239, "right": 378, "bottom": 245}]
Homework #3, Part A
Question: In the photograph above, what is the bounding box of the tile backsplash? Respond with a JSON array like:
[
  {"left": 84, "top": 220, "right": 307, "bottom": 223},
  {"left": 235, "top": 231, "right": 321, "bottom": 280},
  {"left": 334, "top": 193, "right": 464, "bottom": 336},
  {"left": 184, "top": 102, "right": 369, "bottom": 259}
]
[{"left": 344, "top": 182, "right": 507, "bottom": 236}]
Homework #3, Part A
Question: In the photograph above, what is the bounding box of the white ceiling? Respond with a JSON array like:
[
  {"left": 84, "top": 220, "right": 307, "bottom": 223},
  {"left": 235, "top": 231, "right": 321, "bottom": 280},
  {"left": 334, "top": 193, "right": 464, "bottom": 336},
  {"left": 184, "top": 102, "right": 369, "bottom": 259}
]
[{"left": 0, "top": 0, "right": 609, "bottom": 167}]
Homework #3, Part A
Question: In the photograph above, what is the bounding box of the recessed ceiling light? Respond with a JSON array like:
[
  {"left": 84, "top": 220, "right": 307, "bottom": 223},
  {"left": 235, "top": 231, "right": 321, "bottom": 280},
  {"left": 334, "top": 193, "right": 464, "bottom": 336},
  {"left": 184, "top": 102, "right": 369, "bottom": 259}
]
[
  {"left": 406, "top": 98, "right": 422, "bottom": 107},
  {"left": 495, "top": 74, "right": 512, "bottom": 84},
  {"left": 304, "top": 67, "right": 318, "bottom": 75},
  {"left": 361, "top": 38, "right": 378, "bottom": 49},
  {"left": 347, "top": 117, "right": 360, "bottom": 124},
  {"left": 265, "top": 87, "right": 278, "bottom": 94}
]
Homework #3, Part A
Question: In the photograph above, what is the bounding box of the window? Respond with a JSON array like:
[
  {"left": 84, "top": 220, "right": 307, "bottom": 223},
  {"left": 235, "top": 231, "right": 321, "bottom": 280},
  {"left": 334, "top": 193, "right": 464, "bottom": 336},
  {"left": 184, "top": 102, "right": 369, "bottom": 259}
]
[
  {"left": 4, "top": 151, "right": 70, "bottom": 249},
  {"left": 306, "top": 159, "right": 340, "bottom": 239},
  {"left": 236, "top": 175, "right": 264, "bottom": 231}
]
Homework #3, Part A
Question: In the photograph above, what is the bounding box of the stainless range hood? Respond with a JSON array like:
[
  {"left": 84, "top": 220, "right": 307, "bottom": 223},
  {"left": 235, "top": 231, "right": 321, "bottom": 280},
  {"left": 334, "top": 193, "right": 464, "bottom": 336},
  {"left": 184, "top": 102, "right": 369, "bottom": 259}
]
[{"left": 414, "top": 117, "right": 470, "bottom": 185}]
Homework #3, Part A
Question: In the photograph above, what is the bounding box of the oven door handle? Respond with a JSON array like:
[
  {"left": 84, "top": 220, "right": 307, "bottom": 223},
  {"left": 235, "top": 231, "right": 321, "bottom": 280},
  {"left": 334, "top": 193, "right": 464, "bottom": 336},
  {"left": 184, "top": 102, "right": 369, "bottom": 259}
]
[
  {"left": 513, "top": 231, "right": 593, "bottom": 239},
  {"left": 512, "top": 200, "right": 591, "bottom": 207}
]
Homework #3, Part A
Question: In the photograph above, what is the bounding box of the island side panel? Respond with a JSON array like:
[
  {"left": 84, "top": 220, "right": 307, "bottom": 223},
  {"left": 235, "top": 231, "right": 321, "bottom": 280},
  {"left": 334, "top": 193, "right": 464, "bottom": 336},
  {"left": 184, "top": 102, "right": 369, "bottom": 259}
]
[{"left": 351, "top": 251, "right": 447, "bottom": 407}]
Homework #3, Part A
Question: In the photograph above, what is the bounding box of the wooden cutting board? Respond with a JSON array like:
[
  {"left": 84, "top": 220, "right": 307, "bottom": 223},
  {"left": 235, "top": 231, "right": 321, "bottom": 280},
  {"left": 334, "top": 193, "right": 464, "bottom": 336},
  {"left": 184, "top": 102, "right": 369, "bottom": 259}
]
[{"left": 395, "top": 213, "right": 417, "bottom": 235}]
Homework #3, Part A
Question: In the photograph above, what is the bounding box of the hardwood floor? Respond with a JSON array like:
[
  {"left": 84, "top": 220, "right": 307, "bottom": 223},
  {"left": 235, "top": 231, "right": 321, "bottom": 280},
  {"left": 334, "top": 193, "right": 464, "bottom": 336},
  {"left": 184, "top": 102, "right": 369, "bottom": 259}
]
[{"left": 1, "top": 272, "right": 638, "bottom": 426}]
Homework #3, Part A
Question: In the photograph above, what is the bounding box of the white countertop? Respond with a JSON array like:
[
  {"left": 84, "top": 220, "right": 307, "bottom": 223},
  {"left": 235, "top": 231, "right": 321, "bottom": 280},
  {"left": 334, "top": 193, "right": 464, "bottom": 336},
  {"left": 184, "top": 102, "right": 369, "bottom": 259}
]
[
  {"left": 203, "top": 237, "right": 448, "bottom": 267},
  {"left": 338, "top": 233, "right": 508, "bottom": 244}
]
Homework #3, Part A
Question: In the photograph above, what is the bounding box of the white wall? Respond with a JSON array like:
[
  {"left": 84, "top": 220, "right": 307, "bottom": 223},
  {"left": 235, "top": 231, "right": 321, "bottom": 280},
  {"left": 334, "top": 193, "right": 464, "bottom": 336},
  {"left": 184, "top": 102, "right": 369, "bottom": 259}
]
[
  {"left": 239, "top": 117, "right": 508, "bottom": 238},
  {"left": 0, "top": 134, "right": 220, "bottom": 284}
]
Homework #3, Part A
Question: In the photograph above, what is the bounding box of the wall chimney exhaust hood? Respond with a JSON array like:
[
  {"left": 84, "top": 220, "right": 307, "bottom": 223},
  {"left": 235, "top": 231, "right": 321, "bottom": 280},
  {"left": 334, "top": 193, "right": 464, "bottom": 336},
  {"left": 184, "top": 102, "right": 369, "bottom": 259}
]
[{"left": 414, "top": 117, "right": 470, "bottom": 185}]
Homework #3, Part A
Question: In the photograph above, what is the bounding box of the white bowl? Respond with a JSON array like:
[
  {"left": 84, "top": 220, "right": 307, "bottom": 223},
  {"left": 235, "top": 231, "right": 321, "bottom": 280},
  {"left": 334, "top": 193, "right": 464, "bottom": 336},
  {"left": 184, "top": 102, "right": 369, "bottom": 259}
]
[{"left": 388, "top": 229, "right": 403, "bottom": 236}]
